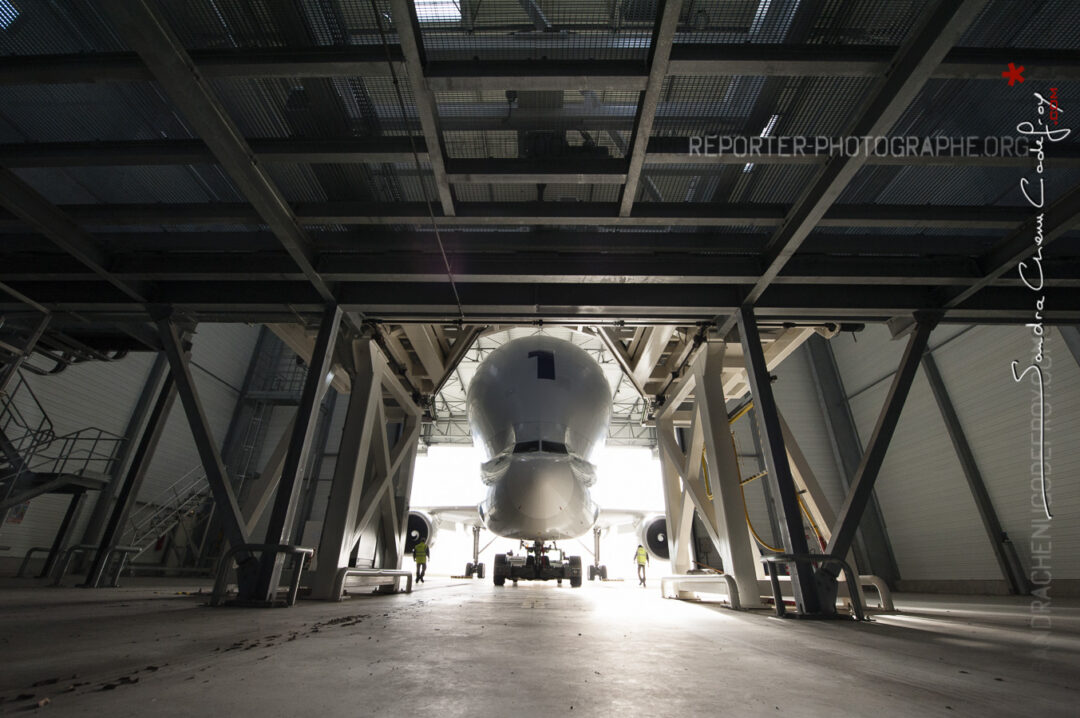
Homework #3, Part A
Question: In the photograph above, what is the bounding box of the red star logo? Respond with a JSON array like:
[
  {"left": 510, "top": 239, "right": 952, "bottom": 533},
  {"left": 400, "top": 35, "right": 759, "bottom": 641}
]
[{"left": 1002, "top": 62, "right": 1025, "bottom": 86}]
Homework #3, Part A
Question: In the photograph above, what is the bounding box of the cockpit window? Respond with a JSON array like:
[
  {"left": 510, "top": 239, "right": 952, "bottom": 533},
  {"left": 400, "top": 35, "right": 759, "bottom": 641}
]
[{"left": 512, "top": 440, "right": 568, "bottom": 454}]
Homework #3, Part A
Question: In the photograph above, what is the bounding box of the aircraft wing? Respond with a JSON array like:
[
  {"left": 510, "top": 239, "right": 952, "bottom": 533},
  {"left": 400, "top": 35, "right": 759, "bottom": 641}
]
[
  {"left": 593, "top": 508, "right": 651, "bottom": 531},
  {"left": 412, "top": 505, "right": 484, "bottom": 529}
]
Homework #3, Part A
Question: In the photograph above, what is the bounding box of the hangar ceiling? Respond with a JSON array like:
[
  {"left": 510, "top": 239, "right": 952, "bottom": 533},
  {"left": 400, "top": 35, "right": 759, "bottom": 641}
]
[{"left": 1, "top": 0, "right": 1078, "bottom": 344}]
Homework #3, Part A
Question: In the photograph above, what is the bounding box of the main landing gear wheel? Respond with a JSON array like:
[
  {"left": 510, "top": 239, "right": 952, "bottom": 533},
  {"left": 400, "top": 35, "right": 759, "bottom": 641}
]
[
  {"left": 569, "top": 556, "right": 583, "bottom": 588},
  {"left": 465, "top": 562, "right": 474, "bottom": 577},
  {"left": 493, "top": 554, "right": 507, "bottom": 586}
]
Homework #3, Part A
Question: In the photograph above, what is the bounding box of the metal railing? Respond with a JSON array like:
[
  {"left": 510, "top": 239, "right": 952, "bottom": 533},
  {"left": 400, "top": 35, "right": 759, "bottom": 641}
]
[
  {"left": 122, "top": 465, "right": 210, "bottom": 557},
  {"left": 1, "top": 372, "right": 125, "bottom": 506},
  {"left": 8, "top": 426, "right": 124, "bottom": 478},
  {"left": 761, "top": 554, "right": 866, "bottom": 621},
  {"left": 333, "top": 568, "right": 413, "bottom": 600},
  {"left": 660, "top": 573, "right": 742, "bottom": 609},
  {"left": 211, "top": 544, "right": 314, "bottom": 607},
  {"left": 1, "top": 373, "right": 55, "bottom": 454}
]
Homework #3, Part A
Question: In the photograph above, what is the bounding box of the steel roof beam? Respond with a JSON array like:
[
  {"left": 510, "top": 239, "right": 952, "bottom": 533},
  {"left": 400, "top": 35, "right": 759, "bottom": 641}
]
[
  {"left": 7, "top": 251, "right": 1077, "bottom": 287},
  {"left": 6, "top": 138, "right": 1076, "bottom": 171},
  {"left": 2, "top": 282, "right": 1075, "bottom": 324},
  {"left": 0, "top": 138, "right": 429, "bottom": 167},
  {"left": 388, "top": 0, "right": 455, "bottom": 217},
  {"left": 98, "top": 0, "right": 336, "bottom": 305},
  {"left": 1, "top": 230, "right": 1028, "bottom": 257},
  {"left": 717, "top": 0, "right": 989, "bottom": 335},
  {"left": 940, "top": 181, "right": 1080, "bottom": 309},
  {"left": 0, "top": 202, "right": 1028, "bottom": 229},
  {"left": 619, "top": 0, "right": 682, "bottom": 217},
  {"left": 4, "top": 46, "right": 1076, "bottom": 86},
  {"left": 0, "top": 168, "right": 148, "bottom": 303}
]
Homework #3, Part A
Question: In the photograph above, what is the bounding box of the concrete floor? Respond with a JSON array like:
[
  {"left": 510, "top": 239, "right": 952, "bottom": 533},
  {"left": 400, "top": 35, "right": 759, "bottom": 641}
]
[{"left": 0, "top": 577, "right": 1077, "bottom": 717}]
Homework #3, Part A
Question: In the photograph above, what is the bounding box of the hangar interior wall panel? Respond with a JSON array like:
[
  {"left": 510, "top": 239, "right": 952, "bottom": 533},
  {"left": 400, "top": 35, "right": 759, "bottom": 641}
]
[
  {"left": 832, "top": 326, "right": 1002, "bottom": 582},
  {"left": 0, "top": 353, "right": 155, "bottom": 556},
  {"left": 254, "top": 406, "right": 297, "bottom": 476},
  {"left": 306, "top": 392, "right": 350, "bottom": 530},
  {"left": 731, "top": 415, "right": 775, "bottom": 549},
  {"left": 138, "top": 324, "right": 259, "bottom": 506},
  {"left": 775, "top": 345, "right": 849, "bottom": 515},
  {"left": 932, "top": 325, "right": 1080, "bottom": 579}
]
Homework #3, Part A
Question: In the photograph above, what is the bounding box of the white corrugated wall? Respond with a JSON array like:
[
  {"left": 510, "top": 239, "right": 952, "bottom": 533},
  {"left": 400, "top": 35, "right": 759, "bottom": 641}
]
[
  {"left": 0, "top": 353, "right": 155, "bottom": 558},
  {"left": 1, "top": 324, "right": 258, "bottom": 564},
  {"left": 138, "top": 323, "right": 259, "bottom": 504},
  {"left": 826, "top": 322, "right": 1080, "bottom": 587},
  {"left": 931, "top": 325, "right": 1080, "bottom": 581}
]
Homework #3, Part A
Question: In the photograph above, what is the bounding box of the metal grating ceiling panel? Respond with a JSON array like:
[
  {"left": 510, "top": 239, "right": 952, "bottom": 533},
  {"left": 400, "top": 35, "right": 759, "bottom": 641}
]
[
  {"left": 653, "top": 75, "right": 876, "bottom": 138},
  {"left": 420, "top": 0, "right": 655, "bottom": 62},
  {"left": 436, "top": 89, "right": 640, "bottom": 133},
  {"left": 0, "top": 83, "right": 194, "bottom": 143},
  {"left": 12, "top": 165, "right": 243, "bottom": 206},
  {"left": 891, "top": 79, "right": 1080, "bottom": 143},
  {"left": 676, "top": 0, "right": 932, "bottom": 46},
  {"left": 0, "top": 0, "right": 126, "bottom": 55},
  {"left": 157, "top": 0, "right": 398, "bottom": 49},
  {"left": 960, "top": 0, "right": 1080, "bottom": 49},
  {"left": 837, "top": 166, "right": 1080, "bottom": 208},
  {"left": 207, "top": 76, "right": 419, "bottom": 138}
]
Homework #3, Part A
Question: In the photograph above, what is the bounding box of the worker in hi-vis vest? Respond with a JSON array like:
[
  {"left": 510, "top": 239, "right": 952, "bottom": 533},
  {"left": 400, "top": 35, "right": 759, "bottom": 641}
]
[
  {"left": 634, "top": 544, "right": 649, "bottom": 587},
  {"left": 413, "top": 539, "right": 429, "bottom": 583}
]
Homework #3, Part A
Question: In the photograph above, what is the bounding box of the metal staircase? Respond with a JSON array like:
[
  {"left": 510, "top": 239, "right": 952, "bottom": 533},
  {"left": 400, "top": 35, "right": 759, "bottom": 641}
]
[
  {"left": 0, "top": 373, "right": 124, "bottom": 514},
  {"left": 121, "top": 466, "right": 211, "bottom": 561}
]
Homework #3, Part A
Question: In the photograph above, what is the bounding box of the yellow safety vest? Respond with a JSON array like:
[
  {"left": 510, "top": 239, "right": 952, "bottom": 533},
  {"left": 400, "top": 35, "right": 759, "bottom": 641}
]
[
  {"left": 414, "top": 542, "right": 428, "bottom": 563},
  {"left": 636, "top": 547, "right": 648, "bottom": 565}
]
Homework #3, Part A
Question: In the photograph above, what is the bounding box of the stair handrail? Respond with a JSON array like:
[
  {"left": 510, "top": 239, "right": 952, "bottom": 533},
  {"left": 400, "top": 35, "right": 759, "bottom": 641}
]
[
  {"left": 1, "top": 425, "right": 126, "bottom": 482},
  {"left": 0, "top": 373, "right": 55, "bottom": 449},
  {"left": 124, "top": 466, "right": 210, "bottom": 546}
]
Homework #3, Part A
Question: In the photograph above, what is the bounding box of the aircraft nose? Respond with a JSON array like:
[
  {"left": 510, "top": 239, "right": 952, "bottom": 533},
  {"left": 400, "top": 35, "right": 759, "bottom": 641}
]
[{"left": 502, "top": 458, "right": 577, "bottom": 521}]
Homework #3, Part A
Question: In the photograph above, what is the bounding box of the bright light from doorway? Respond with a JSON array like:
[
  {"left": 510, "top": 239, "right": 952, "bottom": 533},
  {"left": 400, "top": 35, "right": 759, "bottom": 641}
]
[
  {"left": 410, "top": 445, "right": 667, "bottom": 579},
  {"left": 411, "top": 445, "right": 663, "bottom": 510},
  {"left": 414, "top": 0, "right": 461, "bottom": 22}
]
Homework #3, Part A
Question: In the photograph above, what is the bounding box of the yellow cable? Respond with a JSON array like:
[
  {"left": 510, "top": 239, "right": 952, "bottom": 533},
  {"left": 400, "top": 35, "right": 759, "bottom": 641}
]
[
  {"left": 798, "top": 495, "right": 825, "bottom": 546},
  {"left": 727, "top": 431, "right": 783, "bottom": 553}
]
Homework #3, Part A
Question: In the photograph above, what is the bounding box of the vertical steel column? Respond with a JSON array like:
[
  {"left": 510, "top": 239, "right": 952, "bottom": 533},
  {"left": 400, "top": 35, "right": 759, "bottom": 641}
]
[
  {"left": 310, "top": 339, "right": 385, "bottom": 599},
  {"left": 805, "top": 335, "right": 900, "bottom": 584},
  {"left": 823, "top": 318, "right": 937, "bottom": 581},
  {"left": 40, "top": 491, "right": 86, "bottom": 578},
  {"left": 747, "top": 407, "right": 784, "bottom": 550},
  {"left": 79, "top": 352, "right": 170, "bottom": 555},
  {"left": 252, "top": 306, "right": 341, "bottom": 603},
  {"left": 922, "top": 353, "right": 1028, "bottom": 594},
  {"left": 292, "top": 390, "right": 338, "bottom": 543},
  {"left": 736, "top": 307, "right": 820, "bottom": 614},
  {"left": 83, "top": 367, "right": 177, "bottom": 588},
  {"left": 157, "top": 317, "right": 254, "bottom": 591}
]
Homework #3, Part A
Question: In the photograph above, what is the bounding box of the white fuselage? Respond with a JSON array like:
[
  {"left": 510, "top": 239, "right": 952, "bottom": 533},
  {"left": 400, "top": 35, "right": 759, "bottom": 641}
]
[{"left": 467, "top": 336, "right": 611, "bottom": 541}]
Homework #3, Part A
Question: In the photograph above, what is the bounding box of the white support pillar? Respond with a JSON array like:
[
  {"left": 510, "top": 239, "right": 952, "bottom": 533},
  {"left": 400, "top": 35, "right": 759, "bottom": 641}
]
[
  {"left": 657, "top": 425, "right": 694, "bottom": 576},
  {"left": 694, "top": 343, "right": 764, "bottom": 608},
  {"left": 309, "top": 339, "right": 386, "bottom": 599},
  {"left": 309, "top": 338, "right": 424, "bottom": 600},
  {"left": 655, "top": 342, "right": 763, "bottom": 609}
]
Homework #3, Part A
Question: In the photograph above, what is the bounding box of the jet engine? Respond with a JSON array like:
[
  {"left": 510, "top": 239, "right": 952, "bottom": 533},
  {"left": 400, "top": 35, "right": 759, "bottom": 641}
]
[
  {"left": 639, "top": 515, "right": 670, "bottom": 560},
  {"left": 405, "top": 511, "right": 436, "bottom": 553}
]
